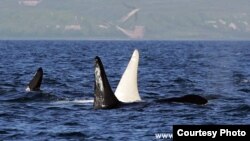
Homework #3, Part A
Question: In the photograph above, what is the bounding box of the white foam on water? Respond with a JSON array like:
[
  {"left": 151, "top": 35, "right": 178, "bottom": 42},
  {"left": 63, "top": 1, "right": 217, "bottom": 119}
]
[
  {"left": 52, "top": 99, "right": 94, "bottom": 105},
  {"left": 72, "top": 99, "right": 94, "bottom": 103}
]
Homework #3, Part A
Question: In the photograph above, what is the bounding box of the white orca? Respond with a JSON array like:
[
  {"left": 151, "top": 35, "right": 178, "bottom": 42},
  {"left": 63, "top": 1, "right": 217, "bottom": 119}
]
[
  {"left": 26, "top": 67, "right": 43, "bottom": 91},
  {"left": 115, "top": 49, "right": 141, "bottom": 102}
]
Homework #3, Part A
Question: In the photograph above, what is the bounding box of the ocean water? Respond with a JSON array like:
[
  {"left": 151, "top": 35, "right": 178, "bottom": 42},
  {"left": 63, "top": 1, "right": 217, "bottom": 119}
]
[{"left": 0, "top": 40, "right": 249, "bottom": 140}]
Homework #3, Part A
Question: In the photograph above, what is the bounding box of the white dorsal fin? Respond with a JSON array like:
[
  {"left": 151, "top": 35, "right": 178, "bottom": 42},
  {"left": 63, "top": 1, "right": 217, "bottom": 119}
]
[{"left": 115, "top": 49, "right": 141, "bottom": 102}]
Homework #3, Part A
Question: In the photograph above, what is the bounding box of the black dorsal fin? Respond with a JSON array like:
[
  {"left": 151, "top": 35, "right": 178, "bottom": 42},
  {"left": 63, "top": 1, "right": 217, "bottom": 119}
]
[
  {"left": 94, "top": 56, "right": 120, "bottom": 109},
  {"left": 27, "top": 67, "right": 43, "bottom": 91}
]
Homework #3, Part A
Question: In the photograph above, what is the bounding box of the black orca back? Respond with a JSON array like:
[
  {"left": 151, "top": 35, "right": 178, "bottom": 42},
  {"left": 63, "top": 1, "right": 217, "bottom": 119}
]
[{"left": 156, "top": 94, "right": 208, "bottom": 105}]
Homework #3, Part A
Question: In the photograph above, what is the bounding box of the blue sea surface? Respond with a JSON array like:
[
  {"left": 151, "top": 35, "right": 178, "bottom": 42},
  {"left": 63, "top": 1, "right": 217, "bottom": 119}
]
[{"left": 0, "top": 40, "right": 250, "bottom": 140}]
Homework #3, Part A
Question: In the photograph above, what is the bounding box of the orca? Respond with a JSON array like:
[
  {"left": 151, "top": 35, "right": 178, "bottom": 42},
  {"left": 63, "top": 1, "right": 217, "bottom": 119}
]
[
  {"left": 94, "top": 56, "right": 121, "bottom": 109},
  {"left": 26, "top": 67, "right": 43, "bottom": 91},
  {"left": 156, "top": 94, "right": 208, "bottom": 105},
  {"left": 115, "top": 49, "right": 141, "bottom": 102},
  {"left": 93, "top": 56, "right": 208, "bottom": 109}
]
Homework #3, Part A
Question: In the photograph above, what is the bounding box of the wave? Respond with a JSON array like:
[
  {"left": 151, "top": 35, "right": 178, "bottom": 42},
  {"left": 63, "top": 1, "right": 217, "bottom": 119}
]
[
  {"left": 55, "top": 131, "right": 86, "bottom": 139},
  {"left": 5, "top": 92, "right": 62, "bottom": 103},
  {"left": 223, "top": 104, "right": 250, "bottom": 113},
  {"left": 238, "top": 88, "right": 250, "bottom": 93}
]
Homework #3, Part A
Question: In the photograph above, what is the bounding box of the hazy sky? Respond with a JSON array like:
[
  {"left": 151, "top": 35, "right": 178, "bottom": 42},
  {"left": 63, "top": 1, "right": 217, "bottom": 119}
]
[{"left": 0, "top": 0, "right": 250, "bottom": 40}]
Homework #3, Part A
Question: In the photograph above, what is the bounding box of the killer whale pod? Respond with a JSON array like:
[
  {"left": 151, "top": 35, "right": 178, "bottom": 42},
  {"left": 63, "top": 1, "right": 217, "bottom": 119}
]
[{"left": 25, "top": 51, "right": 208, "bottom": 107}]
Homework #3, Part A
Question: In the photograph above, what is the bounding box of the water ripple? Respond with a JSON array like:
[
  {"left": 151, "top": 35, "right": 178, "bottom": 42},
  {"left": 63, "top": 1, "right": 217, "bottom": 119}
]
[{"left": 0, "top": 40, "right": 250, "bottom": 140}]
